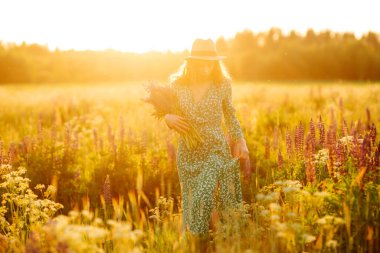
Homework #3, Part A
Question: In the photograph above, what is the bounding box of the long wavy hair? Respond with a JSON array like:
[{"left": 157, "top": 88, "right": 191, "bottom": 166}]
[{"left": 169, "top": 59, "right": 231, "bottom": 87}]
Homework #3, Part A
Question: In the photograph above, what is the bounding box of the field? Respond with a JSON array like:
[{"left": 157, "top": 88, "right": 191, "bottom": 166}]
[{"left": 0, "top": 81, "right": 379, "bottom": 252}]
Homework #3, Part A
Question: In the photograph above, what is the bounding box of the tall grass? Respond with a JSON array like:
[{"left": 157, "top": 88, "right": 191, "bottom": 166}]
[{"left": 0, "top": 81, "right": 379, "bottom": 252}]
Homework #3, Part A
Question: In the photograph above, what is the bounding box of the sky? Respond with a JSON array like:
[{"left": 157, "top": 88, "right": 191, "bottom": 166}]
[{"left": 0, "top": 0, "right": 379, "bottom": 53}]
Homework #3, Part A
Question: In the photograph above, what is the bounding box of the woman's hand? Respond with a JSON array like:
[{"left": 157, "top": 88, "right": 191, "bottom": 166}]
[
  {"left": 164, "top": 114, "right": 191, "bottom": 135},
  {"left": 233, "top": 138, "right": 252, "bottom": 182},
  {"left": 232, "top": 138, "right": 249, "bottom": 160}
]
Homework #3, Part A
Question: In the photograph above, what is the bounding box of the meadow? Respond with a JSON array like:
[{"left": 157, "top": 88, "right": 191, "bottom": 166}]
[{"left": 0, "top": 81, "right": 379, "bottom": 252}]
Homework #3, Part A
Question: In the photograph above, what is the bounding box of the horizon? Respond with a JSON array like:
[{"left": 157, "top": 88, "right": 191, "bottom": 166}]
[
  {"left": 1, "top": 27, "right": 379, "bottom": 54},
  {"left": 1, "top": 0, "right": 379, "bottom": 53}
]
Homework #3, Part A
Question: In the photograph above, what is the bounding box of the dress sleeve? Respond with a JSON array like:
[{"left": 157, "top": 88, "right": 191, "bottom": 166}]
[{"left": 222, "top": 79, "right": 244, "bottom": 142}]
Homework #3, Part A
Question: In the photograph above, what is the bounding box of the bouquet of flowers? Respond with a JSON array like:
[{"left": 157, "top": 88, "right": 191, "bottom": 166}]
[{"left": 142, "top": 81, "right": 204, "bottom": 149}]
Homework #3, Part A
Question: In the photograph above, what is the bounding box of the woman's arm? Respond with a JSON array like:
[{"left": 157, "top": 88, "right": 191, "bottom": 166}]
[{"left": 222, "top": 79, "right": 244, "bottom": 142}]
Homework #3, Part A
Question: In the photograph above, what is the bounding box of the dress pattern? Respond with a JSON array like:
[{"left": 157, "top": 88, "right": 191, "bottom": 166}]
[{"left": 170, "top": 78, "right": 245, "bottom": 236}]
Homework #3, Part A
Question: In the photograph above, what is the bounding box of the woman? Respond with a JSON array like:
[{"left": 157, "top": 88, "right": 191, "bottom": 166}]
[{"left": 164, "top": 38, "right": 250, "bottom": 250}]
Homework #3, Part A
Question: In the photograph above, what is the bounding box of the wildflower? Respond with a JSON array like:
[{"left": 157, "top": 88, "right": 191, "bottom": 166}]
[
  {"left": 273, "top": 222, "right": 287, "bottom": 231},
  {"left": 264, "top": 192, "right": 279, "bottom": 202},
  {"left": 255, "top": 193, "right": 265, "bottom": 201},
  {"left": 316, "top": 217, "right": 326, "bottom": 225},
  {"left": 339, "top": 136, "right": 353, "bottom": 146},
  {"left": 302, "top": 233, "right": 316, "bottom": 243},
  {"left": 286, "top": 211, "right": 297, "bottom": 219},
  {"left": 310, "top": 118, "right": 316, "bottom": 145},
  {"left": 305, "top": 133, "right": 316, "bottom": 183},
  {"left": 314, "top": 148, "right": 329, "bottom": 167},
  {"left": 327, "top": 125, "right": 337, "bottom": 151},
  {"left": 269, "top": 203, "right": 282, "bottom": 212},
  {"left": 333, "top": 217, "right": 345, "bottom": 225},
  {"left": 108, "top": 220, "right": 135, "bottom": 239},
  {"left": 270, "top": 214, "right": 280, "bottom": 221},
  {"left": 286, "top": 129, "right": 293, "bottom": 159},
  {"left": 283, "top": 187, "right": 300, "bottom": 193},
  {"left": 93, "top": 218, "right": 104, "bottom": 226},
  {"left": 44, "top": 185, "right": 57, "bottom": 199},
  {"left": 103, "top": 174, "right": 112, "bottom": 207},
  {"left": 326, "top": 239, "right": 338, "bottom": 248},
  {"left": 68, "top": 210, "right": 79, "bottom": 219},
  {"left": 283, "top": 179, "right": 302, "bottom": 188},
  {"left": 259, "top": 210, "right": 270, "bottom": 217},
  {"left": 274, "top": 180, "right": 284, "bottom": 186},
  {"left": 318, "top": 115, "right": 325, "bottom": 147},
  {"left": 295, "top": 121, "right": 305, "bottom": 159},
  {"left": 81, "top": 210, "right": 94, "bottom": 220},
  {"left": 0, "top": 164, "right": 12, "bottom": 177},
  {"left": 129, "top": 229, "right": 144, "bottom": 242},
  {"left": 82, "top": 225, "right": 109, "bottom": 240},
  {"left": 316, "top": 215, "right": 345, "bottom": 226},
  {"left": 34, "top": 184, "right": 45, "bottom": 191},
  {"left": 369, "top": 123, "right": 376, "bottom": 145},
  {"left": 0, "top": 206, "right": 7, "bottom": 218}
]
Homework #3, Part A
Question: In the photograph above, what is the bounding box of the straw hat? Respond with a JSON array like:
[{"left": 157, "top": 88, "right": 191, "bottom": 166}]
[{"left": 186, "top": 38, "right": 226, "bottom": 61}]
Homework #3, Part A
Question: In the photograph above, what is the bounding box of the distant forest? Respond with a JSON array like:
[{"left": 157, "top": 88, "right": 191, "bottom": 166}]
[{"left": 1, "top": 28, "right": 379, "bottom": 84}]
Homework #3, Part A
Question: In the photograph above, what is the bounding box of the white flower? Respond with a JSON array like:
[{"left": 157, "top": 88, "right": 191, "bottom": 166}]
[
  {"left": 276, "top": 231, "right": 287, "bottom": 238},
  {"left": 283, "top": 180, "right": 302, "bottom": 188},
  {"left": 314, "top": 148, "right": 329, "bottom": 166},
  {"left": 274, "top": 180, "right": 284, "bottom": 186},
  {"left": 68, "top": 210, "right": 79, "bottom": 219},
  {"left": 81, "top": 210, "right": 94, "bottom": 220},
  {"left": 34, "top": 184, "right": 45, "bottom": 191},
  {"left": 256, "top": 193, "right": 265, "bottom": 201},
  {"left": 302, "top": 233, "right": 316, "bottom": 243},
  {"left": 269, "top": 203, "right": 282, "bottom": 212},
  {"left": 273, "top": 222, "right": 287, "bottom": 231},
  {"left": 283, "top": 187, "right": 300, "bottom": 193},
  {"left": 93, "top": 218, "right": 104, "bottom": 226},
  {"left": 286, "top": 211, "right": 297, "bottom": 218},
  {"left": 300, "top": 190, "right": 311, "bottom": 197},
  {"left": 316, "top": 217, "right": 326, "bottom": 224},
  {"left": 259, "top": 210, "right": 270, "bottom": 217},
  {"left": 44, "top": 185, "right": 57, "bottom": 198},
  {"left": 326, "top": 240, "right": 338, "bottom": 248},
  {"left": 316, "top": 215, "right": 336, "bottom": 225},
  {"left": 333, "top": 217, "right": 345, "bottom": 225},
  {"left": 339, "top": 136, "right": 353, "bottom": 146},
  {"left": 265, "top": 192, "right": 279, "bottom": 202}
]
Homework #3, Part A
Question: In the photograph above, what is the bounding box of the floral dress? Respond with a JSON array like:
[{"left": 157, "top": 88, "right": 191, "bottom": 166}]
[{"left": 170, "top": 78, "right": 245, "bottom": 236}]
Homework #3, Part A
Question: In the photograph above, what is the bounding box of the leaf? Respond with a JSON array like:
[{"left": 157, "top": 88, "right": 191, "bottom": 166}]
[
  {"left": 343, "top": 201, "right": 351, "bottom": 238},
  {"left": 367, "top": 225, "right": 373, "bottom": 241},
  {"left": 314, "top": 229, "right": 323, "bottom": 250},
  {"left": 352, "top": 166, "right": 367, "bottom": 188}
]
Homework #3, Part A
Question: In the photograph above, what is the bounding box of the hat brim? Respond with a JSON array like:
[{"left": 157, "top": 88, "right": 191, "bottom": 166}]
[{"left": 186, "top": 55, "right": 226, "bottom": 61}]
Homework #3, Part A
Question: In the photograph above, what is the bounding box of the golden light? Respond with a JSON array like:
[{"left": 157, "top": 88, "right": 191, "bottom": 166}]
[{"left": 0, "top": 0, "right": 379, "bottom": 53}]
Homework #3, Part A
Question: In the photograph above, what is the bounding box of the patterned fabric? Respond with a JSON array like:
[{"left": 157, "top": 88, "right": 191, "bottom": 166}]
[{"left": 170, "top": 78, "right": 245, "bottom": 235}]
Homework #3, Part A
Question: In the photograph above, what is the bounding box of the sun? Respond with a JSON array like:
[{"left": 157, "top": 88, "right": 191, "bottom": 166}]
[{"left": 0, "top": 0, "right": 379, "bottom": 52}]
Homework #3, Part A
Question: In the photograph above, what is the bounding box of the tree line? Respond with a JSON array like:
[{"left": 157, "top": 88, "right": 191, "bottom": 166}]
[{"left": 0, "top": 27, "right": 379, "bottom": 84}]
